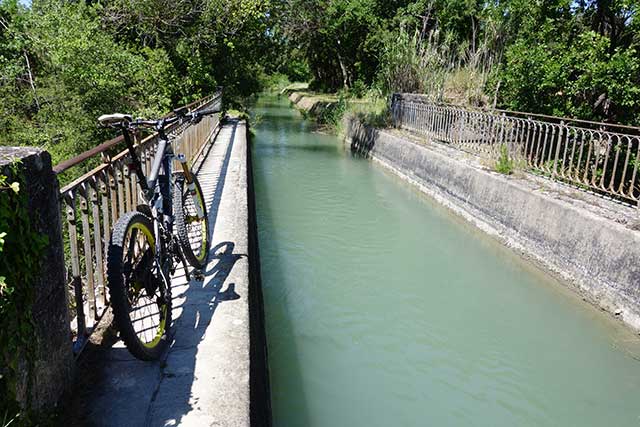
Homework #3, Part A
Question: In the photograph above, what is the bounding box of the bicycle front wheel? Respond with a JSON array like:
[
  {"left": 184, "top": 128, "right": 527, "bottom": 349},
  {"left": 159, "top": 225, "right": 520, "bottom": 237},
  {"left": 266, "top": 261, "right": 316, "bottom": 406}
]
[
  {"left": 174, "top": 173, "right": 210, "bottom": 269},
  {"left": 107, "top": 212, "right": 172, "bottom": 360}
]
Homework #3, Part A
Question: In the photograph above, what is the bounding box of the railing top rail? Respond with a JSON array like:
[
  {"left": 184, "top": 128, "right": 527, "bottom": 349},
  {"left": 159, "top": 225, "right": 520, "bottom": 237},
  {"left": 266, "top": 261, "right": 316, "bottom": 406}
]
[
  {"left": 53, "top": 91, "right": 222, "bottom": 175},
  {"left": 393, "top": 93, "right": 640, "bottom": 135},
  {"left": 58, "top": 130, "right": 159, "bottom": 195}
]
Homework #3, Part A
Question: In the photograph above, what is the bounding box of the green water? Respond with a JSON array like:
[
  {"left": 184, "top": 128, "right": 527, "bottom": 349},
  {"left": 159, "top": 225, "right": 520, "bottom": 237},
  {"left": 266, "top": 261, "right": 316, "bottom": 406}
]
[{"left": 251, "top": 96, "right": 640, "bottom": 426}]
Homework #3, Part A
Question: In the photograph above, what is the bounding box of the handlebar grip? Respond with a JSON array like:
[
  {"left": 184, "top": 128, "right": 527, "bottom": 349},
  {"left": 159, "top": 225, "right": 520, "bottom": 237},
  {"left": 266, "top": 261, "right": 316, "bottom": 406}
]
[{"left": 195, "top": 107, "right": 221, "bottom": 117}]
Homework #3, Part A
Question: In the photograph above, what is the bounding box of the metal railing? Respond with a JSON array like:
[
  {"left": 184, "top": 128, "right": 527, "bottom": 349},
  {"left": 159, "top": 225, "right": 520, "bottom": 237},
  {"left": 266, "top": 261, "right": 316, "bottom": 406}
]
[
  {"left": 56, "top": 90, "right": 222, "bottom": 354},
  {"left": 391, "top": 93, "right": 640, "bottom": 207}
]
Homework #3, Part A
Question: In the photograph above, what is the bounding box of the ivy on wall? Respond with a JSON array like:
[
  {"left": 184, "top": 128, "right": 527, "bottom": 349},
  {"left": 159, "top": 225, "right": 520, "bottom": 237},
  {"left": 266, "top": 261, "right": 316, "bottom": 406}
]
[{"left": 0, "top": 164, "right": 48, "bottom": 426}]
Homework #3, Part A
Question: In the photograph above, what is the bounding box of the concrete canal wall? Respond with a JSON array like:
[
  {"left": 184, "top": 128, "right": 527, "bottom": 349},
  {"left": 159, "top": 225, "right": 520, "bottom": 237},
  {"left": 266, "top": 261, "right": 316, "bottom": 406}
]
[
  {"left": 288, "top": 92, "right": 338, "bottom": 119},
  {"left": 343, "top": 115, "right": 640, "bottom": 333}
]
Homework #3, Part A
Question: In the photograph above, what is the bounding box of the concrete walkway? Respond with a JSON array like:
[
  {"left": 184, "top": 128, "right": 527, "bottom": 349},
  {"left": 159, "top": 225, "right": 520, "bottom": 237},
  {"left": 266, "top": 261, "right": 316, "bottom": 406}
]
[{"left": 76, "top": 119, "right": 252, "bottom": 426}]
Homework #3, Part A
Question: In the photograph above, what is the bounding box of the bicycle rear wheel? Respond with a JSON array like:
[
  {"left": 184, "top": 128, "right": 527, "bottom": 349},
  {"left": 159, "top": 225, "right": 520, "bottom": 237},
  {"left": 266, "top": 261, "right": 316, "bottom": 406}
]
[
  {"left": 174, "top": 173, "right": 210, "bottom": 269},
  {"left": 107, "top": 211, "right": 172, "bottom": 360}
]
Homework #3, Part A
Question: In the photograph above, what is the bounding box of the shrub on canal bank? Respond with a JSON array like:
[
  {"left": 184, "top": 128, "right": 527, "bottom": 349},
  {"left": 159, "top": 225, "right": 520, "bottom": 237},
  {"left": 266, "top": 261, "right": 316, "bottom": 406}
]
[{"left": 289, "top": 89, "right": 391, "bottom": 137}]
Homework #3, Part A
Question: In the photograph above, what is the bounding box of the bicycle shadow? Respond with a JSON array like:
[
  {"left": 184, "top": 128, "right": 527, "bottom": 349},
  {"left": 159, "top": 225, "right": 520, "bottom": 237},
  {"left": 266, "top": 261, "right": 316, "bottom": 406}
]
[
  {"left": 144, "top": 119, "right": 247, "bottom": 425},
  {"left": 69, "top": 119, "right": 245, "bottom": 427},
  {"left": 170, "top": 241, "right": 243, "bottom": 349},
  {"left": 144, "top": 241, "right": 245, "bottom": 424}
]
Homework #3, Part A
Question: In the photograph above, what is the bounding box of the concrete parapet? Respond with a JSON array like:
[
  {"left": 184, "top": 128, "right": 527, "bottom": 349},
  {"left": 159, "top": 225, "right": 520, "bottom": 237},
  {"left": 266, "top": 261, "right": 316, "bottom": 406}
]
[
  {"left": 0, "top": 147, "right": 74, "bottom": 413},
  {"left": 344, "top": 117, "right": 640, "bottom": 331}
]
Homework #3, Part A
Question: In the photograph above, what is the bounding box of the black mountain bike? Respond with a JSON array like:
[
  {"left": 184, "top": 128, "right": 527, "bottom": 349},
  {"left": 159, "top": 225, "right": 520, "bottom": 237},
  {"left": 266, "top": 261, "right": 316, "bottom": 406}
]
[{"left": 98, "top": 106, "right": 217, "bottom": 360}]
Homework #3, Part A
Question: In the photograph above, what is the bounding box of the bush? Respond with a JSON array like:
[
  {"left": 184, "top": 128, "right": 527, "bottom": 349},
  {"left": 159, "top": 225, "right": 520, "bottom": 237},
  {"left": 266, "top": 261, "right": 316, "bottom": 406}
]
[
  {"left": 494, "top": 144, "right": 514, "bottom": 175},
  {"left": 500, "top": 31, "right": 640, "bottom": 124},
  {"left": 376, "top": 29, "right": 491, "bottom": 107}
]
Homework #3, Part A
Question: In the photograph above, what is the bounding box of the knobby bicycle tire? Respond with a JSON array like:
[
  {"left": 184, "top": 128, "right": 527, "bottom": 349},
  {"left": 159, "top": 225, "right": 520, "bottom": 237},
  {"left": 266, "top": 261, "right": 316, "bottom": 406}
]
[
  {"left": 173, "top": 173, "right": 210, "bottom": 269},
  {"left": 107, "top": 211, "right": 172, "bottom": 360}
]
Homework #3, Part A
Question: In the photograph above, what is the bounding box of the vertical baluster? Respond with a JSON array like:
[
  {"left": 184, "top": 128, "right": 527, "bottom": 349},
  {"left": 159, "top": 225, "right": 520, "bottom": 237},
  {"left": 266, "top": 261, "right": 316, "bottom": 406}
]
[
  {"left": 582, "top": 130, "right": 594, "bottom": 185},
  {"left": 533, "top": 123, "right": 545, "bottom": 169},
  {"left": 489, "top": 113, "right": 497, "bottom": 154},
  {"left": 516, "top": 119, "right": 527, "bottom": 161},
  {"left": 617, "top": 136, "right": 632, "bottom": 196},
  {"left": 567, "top": 127, "right": 578, "bottom": 180},
  {"left": 65, "top": 193, "right": 86, "bottom": 345},
  {"left": 552, "top": 122, "right": 563, "bottom": 178},
  {"left": 78, "top": 183, "right": 96, "bottom": 325},
  {"left": 88, "top": 178, "right": 105, "bottom": 310},
  {"left": 625, "top": 137, "right": 639, "bottom": 201},
  {"left": 589, "top": 131, "right": 602, "bottom": 187},
  {"left": 108, "top": 167, "right": 118, "bottom": 224},
  {"left": 99, "top": 171, "right": 110, "bottom": 304},
  {"left": 523, "top": 119, "right": 533, "bottom": 162},
  {"left": 115, "top": 163, "right": 125, "bottom": 218},
  {"left": 412, "top": 102, "right": 417, "bottom": 131},
  {"left": 489, "top": 113, "right": 496, "bottom": 153},
  {"left": 558, "top": 122, "right": 570, "bottom": 179},
  {"left": 545, "top": 124, "right": 556, "bottom": 172},
  {"left": 505, "top": 117, "right": 514, "bottom": 158},
  {"left": 608, "top": 135, "right": 623, "bottom": 194},
  {"left": 445, "top": 107, "right": 451, "bottom": 142},
  {"left": 598, "top": 134, "right": 613, "bottom": 190}
]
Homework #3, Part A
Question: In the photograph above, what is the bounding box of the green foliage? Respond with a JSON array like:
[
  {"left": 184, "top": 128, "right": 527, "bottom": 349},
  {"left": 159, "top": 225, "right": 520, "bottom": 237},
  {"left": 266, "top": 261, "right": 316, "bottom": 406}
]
[
  {"left": 0, "top": 165, "right": 48, "bottom": 425},
  {"left": 260, "top": 72, "right": 292, "bottom": 94},
  {"left": 275, "top": 0, "right": 402, "bottom": 91},
  {"left": 494, "top": 144, "right": 514, "bottom": 175},
  {"left": 317, "top": 95, "right": 348, "bottom": 128},
  {"left": 377, "top": 30, "right": 431, "bottom": 94},
  {"left": 501, "top": 30, "right": 640, "bottom": 123},
  {"left": 278, "top": 0, "right": 640, "bottom": 125},
  {"left": 0, "top": 0, "right": 176, "bottom": 168},
  {"left": 343, "top": 95, "right": 391, "bottom": 129},
  {"left": 0, "top": 0, "right": 277, "bottom": 175},
  {"left": 3, "top": 0, "right": 640, "bottom": 170}
]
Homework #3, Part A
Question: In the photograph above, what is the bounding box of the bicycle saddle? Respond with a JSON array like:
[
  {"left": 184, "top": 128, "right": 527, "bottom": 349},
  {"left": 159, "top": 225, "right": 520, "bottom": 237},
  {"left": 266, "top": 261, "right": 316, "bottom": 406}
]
[{"left": 98, "top": 113, "right": 133, "bottom": 125}]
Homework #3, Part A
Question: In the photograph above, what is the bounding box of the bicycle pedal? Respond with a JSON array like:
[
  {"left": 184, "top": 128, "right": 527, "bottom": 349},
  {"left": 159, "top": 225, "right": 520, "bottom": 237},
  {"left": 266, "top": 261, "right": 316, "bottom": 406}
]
[{"left": 192, "top": 270, "right": 205, "bottom": 281}]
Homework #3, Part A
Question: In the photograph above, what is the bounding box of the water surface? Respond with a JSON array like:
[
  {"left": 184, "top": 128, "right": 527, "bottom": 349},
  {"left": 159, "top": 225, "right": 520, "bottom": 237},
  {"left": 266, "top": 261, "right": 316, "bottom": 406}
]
[{"left": 251, "top": 95, "right": 640, "bottom": 426}]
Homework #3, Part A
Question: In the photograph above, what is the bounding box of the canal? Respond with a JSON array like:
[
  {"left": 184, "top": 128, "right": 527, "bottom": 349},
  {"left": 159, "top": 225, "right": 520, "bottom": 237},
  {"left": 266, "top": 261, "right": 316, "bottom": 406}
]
[{"left": 251, "top": 95, "right": 640, "bottom": 426}]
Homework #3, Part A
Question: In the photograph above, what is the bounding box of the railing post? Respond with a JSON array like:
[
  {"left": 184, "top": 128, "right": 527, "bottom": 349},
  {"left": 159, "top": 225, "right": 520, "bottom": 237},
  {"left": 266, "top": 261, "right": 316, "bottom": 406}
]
[
  {"left": 0, "top": 147, "right": 74, "bottom": 414},
  {"left": 552, "top": 121, "right": 564, "bottom": 178}
]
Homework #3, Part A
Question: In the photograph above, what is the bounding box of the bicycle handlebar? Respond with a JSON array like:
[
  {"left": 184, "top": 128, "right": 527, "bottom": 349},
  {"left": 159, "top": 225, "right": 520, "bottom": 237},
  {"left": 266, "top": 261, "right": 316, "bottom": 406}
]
[{"left": 98, "top": 106, "right": 222, "bottom": 131}]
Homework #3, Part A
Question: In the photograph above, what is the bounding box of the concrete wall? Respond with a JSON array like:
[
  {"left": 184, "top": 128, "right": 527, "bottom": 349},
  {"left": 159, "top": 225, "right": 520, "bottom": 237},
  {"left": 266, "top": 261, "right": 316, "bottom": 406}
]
[
  {"left": 343, "top": 116, "right": 640, "bottom": 332},
  {"left": 0, "top": 147, "right": 74, "bottom": 413},
  {"left": 288, "top": 92, "right": 337, "bottom": 119}
]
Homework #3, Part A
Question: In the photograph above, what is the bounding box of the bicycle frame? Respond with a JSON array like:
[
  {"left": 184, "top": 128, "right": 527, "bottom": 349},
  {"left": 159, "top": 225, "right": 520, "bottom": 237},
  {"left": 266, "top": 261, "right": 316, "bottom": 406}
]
[{"left": 119, "top": 126, "right": 177, "bottom": 276}]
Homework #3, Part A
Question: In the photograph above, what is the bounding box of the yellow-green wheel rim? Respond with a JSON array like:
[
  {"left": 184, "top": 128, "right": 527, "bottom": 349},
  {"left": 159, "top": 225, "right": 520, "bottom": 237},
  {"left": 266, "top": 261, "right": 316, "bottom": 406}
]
[
  {"left": 127, "top": 222, "right": 167, "bottom": 349},
  {"left": 193, "top": 185, "right": 207, "bottom": 262}
]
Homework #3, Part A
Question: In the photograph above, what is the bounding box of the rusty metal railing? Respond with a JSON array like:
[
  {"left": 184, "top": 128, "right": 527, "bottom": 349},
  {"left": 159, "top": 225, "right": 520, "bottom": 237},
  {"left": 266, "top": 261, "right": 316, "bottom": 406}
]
[
  {"left": 57, "top": 90, "right": 222, "bottom": 354},
  {"left": 391, "top": 93, "right": 640, "bottom": 206}
]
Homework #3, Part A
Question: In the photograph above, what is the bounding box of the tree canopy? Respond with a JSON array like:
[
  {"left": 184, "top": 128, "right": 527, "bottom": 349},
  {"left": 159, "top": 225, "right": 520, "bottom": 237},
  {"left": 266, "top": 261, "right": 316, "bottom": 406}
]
[
  {"left": 0, "top": 0, "right": 277, "bottom": 166},
  {"left": 275, "top": 0, "right": 640, "bottom": 124},
  {"left": 1, "top": 0, "right": 639, "bottom": 166}
]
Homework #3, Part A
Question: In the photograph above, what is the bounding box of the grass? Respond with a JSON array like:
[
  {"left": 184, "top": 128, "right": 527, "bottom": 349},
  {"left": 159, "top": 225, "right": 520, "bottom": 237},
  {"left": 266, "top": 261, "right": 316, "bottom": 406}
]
[
  {"left": 494, "top": 144, "right": 514, "bottom": 175},
  {"left": 343, "top": 96, "right": 391, "bottom": 129},
  {"left": 288, "top": 88, "right": 393, "bottom": 136}
]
